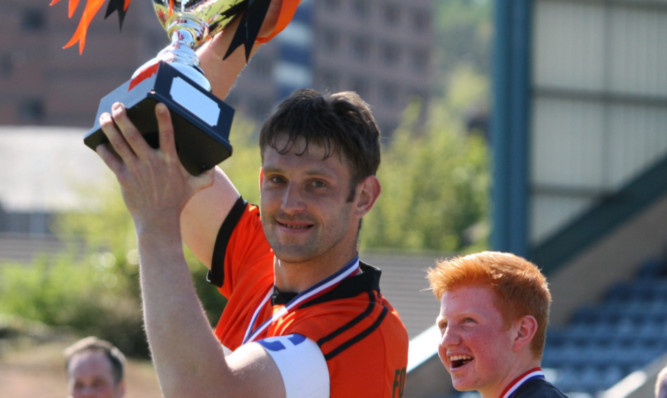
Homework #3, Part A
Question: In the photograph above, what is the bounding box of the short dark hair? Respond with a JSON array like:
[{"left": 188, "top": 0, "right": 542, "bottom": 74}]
[
  {"left": 64, "top": 336, "right": 126, "bottom": 385},
  {"left": 259, "top": 89, "right": 381, "bottom": 187}
]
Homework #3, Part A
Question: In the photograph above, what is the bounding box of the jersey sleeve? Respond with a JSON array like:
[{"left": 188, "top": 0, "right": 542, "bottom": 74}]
[
  {"left": 256, "top": 334, "right": 330, "bottom": 398},
  {"left": 208, "top": 198, "right": 273, "bottom": 298}
]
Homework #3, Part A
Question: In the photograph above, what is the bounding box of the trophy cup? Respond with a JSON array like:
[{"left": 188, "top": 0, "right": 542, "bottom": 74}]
[{"left": 50, "top": 0, "right": 298, "bottom": 175}]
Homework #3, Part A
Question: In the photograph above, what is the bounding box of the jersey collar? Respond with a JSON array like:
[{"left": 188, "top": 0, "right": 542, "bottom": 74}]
[
  {"left": 271, "top": 259, "right": 378, "bottom": 306},
  {"left": 499, "top": 367, "right": 545, "bottom": 398}
]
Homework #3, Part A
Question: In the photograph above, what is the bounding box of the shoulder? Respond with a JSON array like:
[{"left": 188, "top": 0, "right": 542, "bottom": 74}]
[{"left": 515, "top": 378, "right": 568, "bottom": 397}]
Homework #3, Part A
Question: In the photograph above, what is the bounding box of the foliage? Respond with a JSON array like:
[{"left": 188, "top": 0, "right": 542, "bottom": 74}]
[
  {"left": 433, "top": 0, "right": 492, "bottom": 100},
  {"left": 0, "top": 253, "right": 148, "bottom": 356},
  {"left": 361, "top": 94, "right": 490, "bottom": 253},
  {"left": 446, "top": 64, "right": 489, "bottom": 116},
  {"left": 222, "top": 115, "right": 262, "bottom": 204},
  {"left": 435, "top": 0, "right": 492, "bottom": 71}
]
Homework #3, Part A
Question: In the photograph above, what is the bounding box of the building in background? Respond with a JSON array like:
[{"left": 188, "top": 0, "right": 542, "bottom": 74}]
[
  {"left": 229, "top": 0, "right": 434, "bottom": 135},
  {"left": 1, "top": 0, "right": 165, "bottom": 127},
  {"left": 1, "top": 0, "right": 434, "bottom": 136}
]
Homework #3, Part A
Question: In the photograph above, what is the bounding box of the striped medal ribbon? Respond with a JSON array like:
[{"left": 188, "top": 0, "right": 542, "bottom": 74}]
[{"left": 242, "top": 256, "right": 361, "bottom": 344}]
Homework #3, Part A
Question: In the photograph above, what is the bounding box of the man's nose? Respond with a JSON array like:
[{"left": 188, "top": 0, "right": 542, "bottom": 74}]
[{"left": 281, "top": 184, "right": 306, "bottom": 213}]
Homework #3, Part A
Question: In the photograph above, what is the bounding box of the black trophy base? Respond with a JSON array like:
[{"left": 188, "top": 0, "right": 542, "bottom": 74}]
[{"left": 84, "top": 62, "right": 234, "bottom": 175}]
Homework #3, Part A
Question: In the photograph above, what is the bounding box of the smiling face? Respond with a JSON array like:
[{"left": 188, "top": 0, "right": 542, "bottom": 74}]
[
  {"left": 260, "top": 134, "right": 366, "bottom": 273},
  {"left": 436, "top": 285, "right": 520, "bottom": 398}
]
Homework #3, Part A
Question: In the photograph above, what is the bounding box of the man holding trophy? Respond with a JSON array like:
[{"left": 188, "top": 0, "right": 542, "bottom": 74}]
[{"left": 52, "top": 0, "right": 410, "bottom": 396}]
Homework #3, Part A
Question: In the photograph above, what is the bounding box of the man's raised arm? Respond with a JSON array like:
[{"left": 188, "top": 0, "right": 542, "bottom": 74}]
[{"left": 181, "top": 0, "right": 292, "bottom": 267}]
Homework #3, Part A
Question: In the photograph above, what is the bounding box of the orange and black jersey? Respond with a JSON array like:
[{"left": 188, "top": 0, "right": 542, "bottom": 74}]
[{"left": 207, "top": 197, "right": 409, "bottom": 397}]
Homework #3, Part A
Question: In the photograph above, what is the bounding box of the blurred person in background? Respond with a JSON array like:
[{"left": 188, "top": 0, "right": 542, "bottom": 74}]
[
  {"left": 427, "top": 251, "right": 567, "bottom": 398},
  {"left": 65, "top": 336, "right": 126, "bottom": 398}
]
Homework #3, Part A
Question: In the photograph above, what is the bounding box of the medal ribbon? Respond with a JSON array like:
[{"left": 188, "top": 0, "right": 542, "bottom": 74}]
[
  {"left": 501, "top": 367, "right": 545, "bottom": 398},
  {"left": 242, "top": 256, "right": 361, "bottom": 344}
]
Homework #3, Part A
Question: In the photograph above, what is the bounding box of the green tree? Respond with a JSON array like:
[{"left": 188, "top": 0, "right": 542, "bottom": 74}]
[{"left": 362, "top": 84, "right": 490, "bottom": 252}]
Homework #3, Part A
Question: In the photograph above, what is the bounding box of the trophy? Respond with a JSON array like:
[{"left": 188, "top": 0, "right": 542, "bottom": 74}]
[{"left": 51, "top": 0, "right": 299, "bottom": 175}]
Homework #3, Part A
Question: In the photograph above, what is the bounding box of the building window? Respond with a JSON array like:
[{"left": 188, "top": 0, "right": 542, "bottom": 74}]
[
  {"left": 351, "top": 77, "right": 369, "bottom": 98},
  {"left": 324, "top": 0, "right": 340, "bottom": 12},
  {"left": 250, "top": 98, "right": 272, "bottom": 120},
  {"left": 318, "top": 70, "right": 340, "bottom": 91},
  {"left": 2, "top": 53, "right": 13, "bottom": 76},
  {"left": 381, "top": 83, "right": 398, "bottom": 106},
  {"left": 251, "top": 57, "right": 273, "bottom": 80},
  {"left": 381, "top": 44, "right": 400, "bottom": 66},
  {"left": 410, "top": 8, "right": 430, "bottom": 33},
  {"left": 410, "top": 49, "right": 429, "bottom": 72},
  {"left": 353, "top": 0, "right": 371, "bottom": 18},
  {"left": 351, "top": 36, "right": 370, "bottom": 59},
  {"left": 383, "top": 3, "right": 400, "bottom": 26},
  {"left": 22, "top": 8, "right": 45, "bottom": 31},
  {"left": 321, "top": 29, "right": 341, "bottom": 52},
  {"left": 2, "top": 50, "right": 27, "bottom": 77},
  {"left": 280, "top": 44, "right": 310, "bottom": 66},
  {"left": 19, "top": 98, "right": 45, "bottom": 122}
]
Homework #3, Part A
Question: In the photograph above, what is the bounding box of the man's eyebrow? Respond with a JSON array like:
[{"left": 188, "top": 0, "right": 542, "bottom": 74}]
[
  {"left": 264, "top": 164, "right": 338, "bottom": 179},
  {"left": 261, "top": 166, "right": 282, "bottom": 173}
]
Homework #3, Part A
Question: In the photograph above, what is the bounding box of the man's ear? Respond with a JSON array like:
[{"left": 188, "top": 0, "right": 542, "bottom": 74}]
[
  {"left": 259, "top": 167, "right": 264, "bottom": 189},
  {"left": 513, "top": 315, "right": 538, "bottom": 352},
  {"left": 354, "top": 175, "right": 381, "bottom": 217}
]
